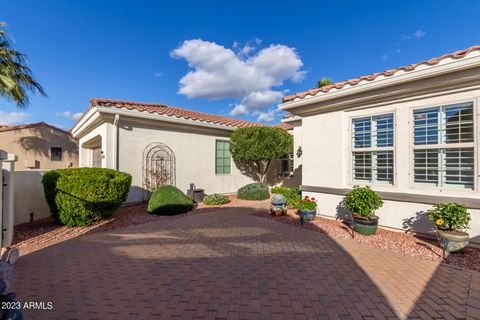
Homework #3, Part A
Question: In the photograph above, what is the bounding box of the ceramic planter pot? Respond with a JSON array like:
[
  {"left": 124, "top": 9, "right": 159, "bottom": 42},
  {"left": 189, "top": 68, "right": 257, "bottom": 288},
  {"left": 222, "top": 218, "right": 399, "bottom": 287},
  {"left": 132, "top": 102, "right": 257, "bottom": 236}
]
[
  {"left": 299, "top": 209, "right": 316, "bottom": 222},
  {"left": 437, "top": 230, "right": 469, "bottom": 253},
  {"left": 270, "top": 204, "right": 287, "bottom": 216},
  {"left": 353, "top": 215, "right": 379, "bottom": 236}
]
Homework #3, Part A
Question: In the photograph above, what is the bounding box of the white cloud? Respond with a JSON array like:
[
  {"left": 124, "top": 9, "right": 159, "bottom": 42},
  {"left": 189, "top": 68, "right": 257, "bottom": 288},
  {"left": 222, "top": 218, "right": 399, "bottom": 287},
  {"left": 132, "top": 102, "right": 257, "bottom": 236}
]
[
  {"left": 0, "top": 111, "right": 30, "bottom": 125},
  {"left": 153, "top": 72, "right": 163, "bottom": 77},
  {"left": 382, "top": 54, "right": 389, "bottom": 62},
  {"left": 230, "top": 90, "right": 283, "bottom": 116},
  {"left": 171, "top": 39, "right": 304, "bottom": 118},
  {"left": 256, "top": 108, "right": 278, "bottom": 122},
  {"left": 414, "top": 30, "right": 426, "bottom": 38},
  {"left": 56, "top": 111, "right": 83, "bottom": 121},
  {"left": 47, "top": 122, "right": 66, "bottom": 129}
]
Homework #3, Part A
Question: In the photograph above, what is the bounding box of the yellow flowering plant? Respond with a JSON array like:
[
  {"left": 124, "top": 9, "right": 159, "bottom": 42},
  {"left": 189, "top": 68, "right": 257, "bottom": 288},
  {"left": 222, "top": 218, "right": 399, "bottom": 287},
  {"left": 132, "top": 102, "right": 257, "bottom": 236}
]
[{"left": 427, "top": 203, "right": 470, "bottom": 232}]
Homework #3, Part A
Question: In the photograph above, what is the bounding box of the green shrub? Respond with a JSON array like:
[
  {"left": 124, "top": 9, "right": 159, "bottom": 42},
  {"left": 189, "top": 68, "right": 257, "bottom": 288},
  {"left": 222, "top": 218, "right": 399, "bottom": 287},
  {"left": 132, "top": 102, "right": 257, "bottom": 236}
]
[
  {"left": 203, "top": 194, "right": 230, "bottom": 205},
  {"left": 271, "top": 186, "right": 290, "bottom": 196},
  {"left": 344, "top": 185, "right": 383, "bottom": 219},
  {"left": 427, "top": 203, "right": 470, "bottom": 232},
  {"left": 42, "top": 168, "right": 132, "bottom": 227},
  {"left": 147, "top": 185, "right": 193, "bottom": 215},
  {"left": 271, "top": 186, "right": 301, "bottom": 208},
  {"left": 237, "top": 183, "right": 269, "bottom": 200}
]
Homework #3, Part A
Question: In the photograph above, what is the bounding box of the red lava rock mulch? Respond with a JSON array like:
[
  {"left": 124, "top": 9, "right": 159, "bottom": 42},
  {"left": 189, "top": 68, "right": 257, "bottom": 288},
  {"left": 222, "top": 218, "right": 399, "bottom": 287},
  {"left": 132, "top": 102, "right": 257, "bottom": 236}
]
[{"left": 257, "top": 208, "right": 480, "bottom": 272}]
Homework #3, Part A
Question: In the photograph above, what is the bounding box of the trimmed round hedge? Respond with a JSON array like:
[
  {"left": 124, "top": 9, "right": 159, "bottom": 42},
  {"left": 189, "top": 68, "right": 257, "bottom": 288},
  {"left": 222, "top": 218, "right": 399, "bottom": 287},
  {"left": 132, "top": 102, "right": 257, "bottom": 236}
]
[
  {"left": 237, "top": 183, "right": 269, "bottom": 200},
  {"left": 147, "top": 185, "right": 194, "bottom": 215},
  {"left": 42, "top": 168, "right": 132, "bottom": 227}
]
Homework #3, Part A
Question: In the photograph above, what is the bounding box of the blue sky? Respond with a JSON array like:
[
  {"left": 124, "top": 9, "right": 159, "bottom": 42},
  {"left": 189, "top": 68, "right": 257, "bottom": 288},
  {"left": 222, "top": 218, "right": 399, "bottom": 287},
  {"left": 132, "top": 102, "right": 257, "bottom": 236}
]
[{"left": 2, "top": 0, "right": 480, "bottom": 129}]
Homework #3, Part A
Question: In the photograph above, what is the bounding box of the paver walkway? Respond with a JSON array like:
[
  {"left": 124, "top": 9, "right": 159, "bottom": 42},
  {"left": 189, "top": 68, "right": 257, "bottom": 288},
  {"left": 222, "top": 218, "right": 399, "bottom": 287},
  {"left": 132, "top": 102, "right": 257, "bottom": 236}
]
[{"left": 12, "top": 207, "right": 480, "bottom": 319}]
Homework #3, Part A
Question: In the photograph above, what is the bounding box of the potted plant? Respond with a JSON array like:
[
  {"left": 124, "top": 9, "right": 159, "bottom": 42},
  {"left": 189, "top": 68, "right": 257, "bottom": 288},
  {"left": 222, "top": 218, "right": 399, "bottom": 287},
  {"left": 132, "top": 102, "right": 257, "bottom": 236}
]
[
  {"left": 427, "top": 203, "right": 470, "bottom": 253},
  {"left": 296, "top": 195, "right": 317, "bottom": 224},
  {"left": 344, "top": 186, "right": 383, "bottom": 235},
  {"left": 270, "top": 194, "right": 287, "bottom": 217}
]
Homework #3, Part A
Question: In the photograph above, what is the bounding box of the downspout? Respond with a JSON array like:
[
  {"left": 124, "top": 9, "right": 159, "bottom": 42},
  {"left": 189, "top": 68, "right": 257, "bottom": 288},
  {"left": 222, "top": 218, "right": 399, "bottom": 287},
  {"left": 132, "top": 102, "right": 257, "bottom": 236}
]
[{"left": 113, "top": 114, "right": 120, "bottom": 170}]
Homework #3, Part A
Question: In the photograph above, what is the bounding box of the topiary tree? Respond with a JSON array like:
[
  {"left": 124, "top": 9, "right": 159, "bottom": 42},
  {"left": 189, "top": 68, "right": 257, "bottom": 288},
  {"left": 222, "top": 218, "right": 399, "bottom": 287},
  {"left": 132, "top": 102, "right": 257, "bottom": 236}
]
[{"left": 230, "top": 126, "right": 293, "bottom": 183}]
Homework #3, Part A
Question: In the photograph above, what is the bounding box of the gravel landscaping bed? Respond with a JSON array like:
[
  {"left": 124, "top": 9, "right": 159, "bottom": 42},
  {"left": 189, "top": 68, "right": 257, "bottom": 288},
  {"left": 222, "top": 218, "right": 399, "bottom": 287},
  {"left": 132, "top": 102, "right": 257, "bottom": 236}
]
[{"left": 257, "top": 208, "right": 480, "bottom": 272}]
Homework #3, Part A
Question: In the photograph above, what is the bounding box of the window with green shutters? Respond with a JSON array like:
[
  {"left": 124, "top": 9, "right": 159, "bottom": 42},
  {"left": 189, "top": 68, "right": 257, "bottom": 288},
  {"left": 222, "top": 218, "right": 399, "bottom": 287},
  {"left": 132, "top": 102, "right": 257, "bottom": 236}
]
[{"left": 216, "top": 140, "right": 231, "bottom": 174}]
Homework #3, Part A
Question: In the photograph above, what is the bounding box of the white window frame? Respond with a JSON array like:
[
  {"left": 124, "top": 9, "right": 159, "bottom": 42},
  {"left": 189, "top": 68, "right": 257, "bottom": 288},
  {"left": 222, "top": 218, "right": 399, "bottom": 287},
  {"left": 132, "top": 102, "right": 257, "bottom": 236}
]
[
  {"left": 409, "top": 99, "right": 478, "bottom": 191},
  {"left": 350, "top": 112, "right": 395, "bottom": 185}
]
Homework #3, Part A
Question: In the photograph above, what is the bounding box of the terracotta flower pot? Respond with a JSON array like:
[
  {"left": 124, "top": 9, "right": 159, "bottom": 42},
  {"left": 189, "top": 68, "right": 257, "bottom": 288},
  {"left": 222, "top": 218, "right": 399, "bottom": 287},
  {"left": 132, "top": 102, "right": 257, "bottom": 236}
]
[{"left": 437, "top": 230, "right": 469, "bottom": 253}]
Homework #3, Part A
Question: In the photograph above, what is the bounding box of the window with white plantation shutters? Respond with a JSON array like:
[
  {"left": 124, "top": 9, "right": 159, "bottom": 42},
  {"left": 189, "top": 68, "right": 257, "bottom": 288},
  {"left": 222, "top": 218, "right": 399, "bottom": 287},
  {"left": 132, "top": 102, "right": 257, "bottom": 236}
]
[
  {"left": 413, "top": 102, "right": 475, "bottom": 189},
  {"left": 352, "top": 114, "right": 394, "bottom": 184}
]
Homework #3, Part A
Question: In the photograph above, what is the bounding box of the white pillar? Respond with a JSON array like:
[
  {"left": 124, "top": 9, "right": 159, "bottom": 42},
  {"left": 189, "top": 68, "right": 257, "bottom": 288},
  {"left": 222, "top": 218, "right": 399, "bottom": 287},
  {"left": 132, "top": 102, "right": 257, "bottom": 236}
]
[{"left": 1, "top": 153, "right": 17, "bottom": 247}]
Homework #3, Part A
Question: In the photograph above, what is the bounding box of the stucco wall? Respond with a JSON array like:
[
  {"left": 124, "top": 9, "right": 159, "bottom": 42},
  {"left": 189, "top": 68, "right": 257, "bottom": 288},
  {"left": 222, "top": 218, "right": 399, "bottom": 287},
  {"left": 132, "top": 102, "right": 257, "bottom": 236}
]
[
  {"left": 117, "top": 121, "right": 274, "bottom": 202},
  {"left": 0, "top": 126, "right": 78, "bottom": 170},
  {"left": 78, "top": 118, "right": 294, "bottom": 203},
  {"left": 297, "top": 72, "right": 480, "bottom": 244},
  {"left": 14, "top": 170, "right": 51, "bottom": 225}
]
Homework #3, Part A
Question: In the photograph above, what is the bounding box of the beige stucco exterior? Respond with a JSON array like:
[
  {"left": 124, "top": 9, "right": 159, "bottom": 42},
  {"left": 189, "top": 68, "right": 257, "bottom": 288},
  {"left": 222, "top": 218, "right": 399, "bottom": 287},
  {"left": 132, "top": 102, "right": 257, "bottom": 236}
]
[
  {"left": 13, "top": 170, "right": 51, "bottom": 225},
  {"left": 280, "top": 53, "right": 480, "bottom": 245},
  {"left": 0, "top": 124, "right": 78, "bottom": 170},
  {"left": 74, "top": 110, "right": 295, "bottom": 203}
]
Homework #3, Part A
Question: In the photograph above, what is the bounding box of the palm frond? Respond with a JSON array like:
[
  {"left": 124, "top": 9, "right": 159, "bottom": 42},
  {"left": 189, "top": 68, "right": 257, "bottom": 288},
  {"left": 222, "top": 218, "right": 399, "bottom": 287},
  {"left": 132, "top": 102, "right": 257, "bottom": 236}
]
[{"left": 0, "top": 22, "right": 45, "bottom": 107}]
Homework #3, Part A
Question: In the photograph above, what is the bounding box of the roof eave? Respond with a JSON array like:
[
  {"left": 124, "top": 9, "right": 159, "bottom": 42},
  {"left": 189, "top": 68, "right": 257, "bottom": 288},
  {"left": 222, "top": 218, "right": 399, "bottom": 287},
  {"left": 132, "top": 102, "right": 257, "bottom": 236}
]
[
  {"left": 72, "top": 106, "right": 244, "bottom": 138},
  {"left": 279, "top": 51, "right": 480, "bottom": 112}
]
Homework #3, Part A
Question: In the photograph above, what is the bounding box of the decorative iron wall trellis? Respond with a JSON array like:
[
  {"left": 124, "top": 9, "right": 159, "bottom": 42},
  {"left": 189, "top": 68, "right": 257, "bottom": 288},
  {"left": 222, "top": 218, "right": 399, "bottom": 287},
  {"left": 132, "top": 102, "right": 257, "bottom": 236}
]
[{"left": 142, "top": 143, "right": 176, "bottom": 202}]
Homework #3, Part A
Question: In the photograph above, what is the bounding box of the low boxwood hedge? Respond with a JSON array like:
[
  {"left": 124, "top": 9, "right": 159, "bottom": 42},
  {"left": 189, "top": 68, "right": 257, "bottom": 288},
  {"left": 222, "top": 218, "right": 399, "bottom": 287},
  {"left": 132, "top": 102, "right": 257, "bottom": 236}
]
[
  {"left": 237, "top": 183, "right": 269, "bottom": 200},
  {"left": 203, "top": 194, "right": 230, "bottom": 205},
  {"left": 147, "top": 185, "right": 194, "bottom": 215},
  {"left": 42, "top": 168, "right": 132, "bottom": 227}
]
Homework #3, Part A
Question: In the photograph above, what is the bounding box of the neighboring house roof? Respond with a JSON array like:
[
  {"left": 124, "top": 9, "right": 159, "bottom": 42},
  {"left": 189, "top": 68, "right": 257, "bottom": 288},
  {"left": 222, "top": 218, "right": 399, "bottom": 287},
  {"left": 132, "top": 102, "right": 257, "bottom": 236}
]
[
  {"left": 274, "top": 122, "right": 293, "bottom": 130},
  {"left": 72, "top": 98, "right": 292, "bottom": 134},
  {"left": 282, "top": 45, "right": 480, "bottom": 103},
  {"left": 0, "top": 122, "right": 70, "bottom": 135},
  {"left": 74, "top": 98, "right": 265, "bottom": 131}
]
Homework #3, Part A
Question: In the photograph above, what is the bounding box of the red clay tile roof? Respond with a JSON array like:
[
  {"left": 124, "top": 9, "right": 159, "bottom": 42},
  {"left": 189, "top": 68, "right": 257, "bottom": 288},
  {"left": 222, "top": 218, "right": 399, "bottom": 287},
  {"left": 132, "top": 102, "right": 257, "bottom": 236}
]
[
  {"left": 86, "top": 98, "right": 265, "bottom": 129},
  {"left": 283, "top": 45, "right": 480, "bottom": 103},
  {"left": 0, "top": 122, "right": 69, "bottom": 134},
  {"left": 274, "top": 122, "right": 293, "bottom": 130}
]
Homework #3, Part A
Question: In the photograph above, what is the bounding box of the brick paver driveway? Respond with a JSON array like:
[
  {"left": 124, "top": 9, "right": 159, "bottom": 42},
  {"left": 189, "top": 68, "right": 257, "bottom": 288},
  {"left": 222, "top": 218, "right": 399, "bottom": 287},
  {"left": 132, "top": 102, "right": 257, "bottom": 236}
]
[{"left": 12, "top": 207, "right": 480, "bottom": 319}]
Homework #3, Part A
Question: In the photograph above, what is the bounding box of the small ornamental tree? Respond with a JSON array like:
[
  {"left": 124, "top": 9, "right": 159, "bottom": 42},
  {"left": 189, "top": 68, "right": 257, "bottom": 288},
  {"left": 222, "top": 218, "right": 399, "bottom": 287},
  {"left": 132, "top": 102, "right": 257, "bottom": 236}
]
[
  {"left": 317, "top": 77, "right": 333, "bottom": 88},
  {"left": 230, "top": 126, "right": 293, "bottom": 183}
]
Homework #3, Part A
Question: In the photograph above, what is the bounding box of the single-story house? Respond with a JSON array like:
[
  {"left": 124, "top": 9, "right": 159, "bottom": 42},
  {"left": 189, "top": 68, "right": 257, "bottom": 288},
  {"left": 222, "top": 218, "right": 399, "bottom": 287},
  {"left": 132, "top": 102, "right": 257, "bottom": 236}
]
[
  {"left": 0, "top": 122, "right": 78, "bottom": 170},
  {"left": 279, "top": 45, "right": 480, "bottom": 245},
  {"left": 0, "top": 122, "right": 78, "bottom": 225},
  {"left": 70, "top": 99, "right": 299, "bottom": 203}
]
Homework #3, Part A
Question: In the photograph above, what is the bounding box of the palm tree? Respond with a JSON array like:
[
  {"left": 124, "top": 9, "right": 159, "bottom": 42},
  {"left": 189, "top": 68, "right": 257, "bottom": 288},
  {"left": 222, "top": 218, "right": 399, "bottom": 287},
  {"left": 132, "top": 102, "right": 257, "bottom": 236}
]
[{"left": 0, "top": 22, "right": 45, "bottom": 107}]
